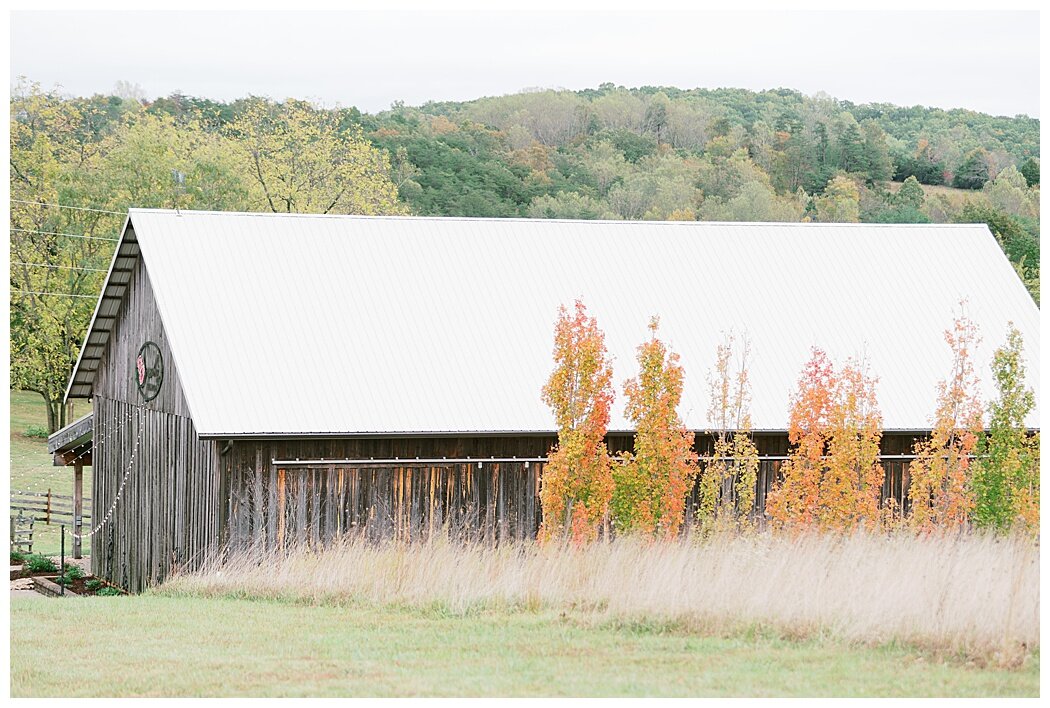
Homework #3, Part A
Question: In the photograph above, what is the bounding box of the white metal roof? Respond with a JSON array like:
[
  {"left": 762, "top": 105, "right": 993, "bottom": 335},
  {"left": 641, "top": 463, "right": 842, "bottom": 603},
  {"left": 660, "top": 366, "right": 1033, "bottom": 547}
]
[{"left": 69, "top": 210, "right": 1040, "bottom": 436}]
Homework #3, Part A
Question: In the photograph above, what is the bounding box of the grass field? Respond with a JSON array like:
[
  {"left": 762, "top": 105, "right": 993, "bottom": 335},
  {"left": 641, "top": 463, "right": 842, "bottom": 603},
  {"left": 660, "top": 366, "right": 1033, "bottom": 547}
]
[
  {"left": 9, "top": 389, "right": 92, "bottom": 555},
  {"left": 886, "top": 180, "right": 979, "bottom": 200},
  {"left": 9, "top": 595, "right": 1039, "bottom": 697},
  {"left": 885, "top": 180, "right": 985, "bottom": 216},
  {"left": 165, "top": 532, "right": 1039, "bottom": 664}
]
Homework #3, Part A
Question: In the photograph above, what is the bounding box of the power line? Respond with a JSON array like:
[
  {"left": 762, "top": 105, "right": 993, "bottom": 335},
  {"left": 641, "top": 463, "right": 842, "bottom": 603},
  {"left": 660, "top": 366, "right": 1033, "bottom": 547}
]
[
  {"left": 11, "top": 199, "right": 126, "bottom": 216},
  {"left": 11, "top": 290, "right": 99, "bottom": 299},
  {"left": 11, "top": 261, "right": 108, "bottom": 272},
  {"left": 10, "top": 227, "right": 119, "bottom": 242}
]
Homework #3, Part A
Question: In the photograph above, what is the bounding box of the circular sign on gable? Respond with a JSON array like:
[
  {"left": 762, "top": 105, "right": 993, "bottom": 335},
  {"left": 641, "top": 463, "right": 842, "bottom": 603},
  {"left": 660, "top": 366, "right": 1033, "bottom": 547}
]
[{"left": 135, "top": 341, "right": 164, "bottom": 402}]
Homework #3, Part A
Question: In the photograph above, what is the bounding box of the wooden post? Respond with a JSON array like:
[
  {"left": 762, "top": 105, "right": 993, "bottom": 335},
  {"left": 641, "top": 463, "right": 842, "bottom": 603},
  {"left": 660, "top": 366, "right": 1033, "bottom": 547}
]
[
  {"left": 73, "top": 463, "right": 84, "bottom": 559},
  {"left": 46, "top": 488, "right": 51, "bottom": 525},
  {"left": 277, "top": 469, "right": 286, "bottom": 549}
]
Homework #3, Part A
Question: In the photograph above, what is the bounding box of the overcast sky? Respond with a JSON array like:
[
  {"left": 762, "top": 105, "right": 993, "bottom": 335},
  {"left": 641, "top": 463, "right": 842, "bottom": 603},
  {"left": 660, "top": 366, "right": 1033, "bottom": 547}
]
[{"left": 10, "top": 10, "right": 1041, "bottom": 117}]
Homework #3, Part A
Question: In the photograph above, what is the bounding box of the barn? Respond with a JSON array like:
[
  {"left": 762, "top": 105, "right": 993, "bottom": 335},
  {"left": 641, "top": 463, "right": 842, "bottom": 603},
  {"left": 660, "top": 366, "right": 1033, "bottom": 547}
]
[{"left": 52, "top": 209, "right": 1040, "bottom": 591}]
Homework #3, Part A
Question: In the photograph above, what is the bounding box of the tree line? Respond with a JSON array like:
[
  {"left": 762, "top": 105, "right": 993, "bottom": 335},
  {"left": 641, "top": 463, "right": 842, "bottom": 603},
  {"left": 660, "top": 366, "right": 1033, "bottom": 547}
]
[
  {"left": 540, "top": 301, "right": 1039, "bottom": 542},
  {"left": 8, "top": 79, "right": 1041, "bottom": 430}
]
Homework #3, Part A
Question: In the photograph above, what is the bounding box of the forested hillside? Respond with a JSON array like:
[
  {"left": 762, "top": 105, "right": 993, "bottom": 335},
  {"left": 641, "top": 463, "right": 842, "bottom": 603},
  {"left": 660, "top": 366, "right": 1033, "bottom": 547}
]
[{"left": 9, "top": 80, "right": 1040, "bottom": 429}]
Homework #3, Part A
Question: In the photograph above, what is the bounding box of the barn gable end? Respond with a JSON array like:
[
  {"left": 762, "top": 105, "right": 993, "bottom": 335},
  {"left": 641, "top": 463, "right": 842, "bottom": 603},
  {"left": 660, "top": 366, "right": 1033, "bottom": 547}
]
[
  {"left": 87, "top": 233, "right": 222, "bottom": 592},
  {"left": 93, "top": 251, "right": 193, "bottom": 416}
]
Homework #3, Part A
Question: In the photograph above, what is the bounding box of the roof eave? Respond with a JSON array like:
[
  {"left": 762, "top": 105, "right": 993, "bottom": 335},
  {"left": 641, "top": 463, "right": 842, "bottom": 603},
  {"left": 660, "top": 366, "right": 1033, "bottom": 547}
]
[
  {"left": 194, "top": 427, "right": 974, "bottom": 441},
  {"left": 63, "top": 213, "right": 134, "bottom": 403}
]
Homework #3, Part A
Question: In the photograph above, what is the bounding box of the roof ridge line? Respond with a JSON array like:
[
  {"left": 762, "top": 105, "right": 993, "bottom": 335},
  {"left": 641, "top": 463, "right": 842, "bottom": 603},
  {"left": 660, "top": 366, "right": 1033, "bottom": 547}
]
[{"left": 127, "top": 208, "right": 991, "bottom": 229}]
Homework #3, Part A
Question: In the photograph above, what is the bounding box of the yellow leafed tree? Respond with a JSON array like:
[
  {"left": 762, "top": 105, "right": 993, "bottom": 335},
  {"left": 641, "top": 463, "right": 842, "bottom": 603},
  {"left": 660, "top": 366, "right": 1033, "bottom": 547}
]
[
  {"left": 697, "top": 332, "right": 759, "bottom": 533},
  {"left": 231, "top": 97, "right": 407, "bottom": 215},
  {"left": 909, "top": 306, "right": 983, "bottom": 532},
  {"left": 820, "top": 359, "right": 884, "bottom": 530}
]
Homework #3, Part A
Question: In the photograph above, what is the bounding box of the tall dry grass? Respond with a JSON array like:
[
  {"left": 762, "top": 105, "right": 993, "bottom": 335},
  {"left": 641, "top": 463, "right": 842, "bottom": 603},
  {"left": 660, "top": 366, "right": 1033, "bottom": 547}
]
[{"left": 160, "top": 530, "right": 1038, "bottom": 663}]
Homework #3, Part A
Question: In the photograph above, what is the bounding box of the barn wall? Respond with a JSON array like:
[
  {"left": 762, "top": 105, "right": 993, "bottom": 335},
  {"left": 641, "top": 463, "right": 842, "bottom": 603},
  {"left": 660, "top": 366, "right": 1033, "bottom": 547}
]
[
  {"left": 90, "top": 257, "right": 220, "bottom": 592},
  {"left": 221, "top": 433, "right": 919, "bottom": 548},
  {"left": 221, "top": 436, "right": 558, "bottom": 548},
  {"left": 92, "top": 397, "right": 221, "bottom": 592}
]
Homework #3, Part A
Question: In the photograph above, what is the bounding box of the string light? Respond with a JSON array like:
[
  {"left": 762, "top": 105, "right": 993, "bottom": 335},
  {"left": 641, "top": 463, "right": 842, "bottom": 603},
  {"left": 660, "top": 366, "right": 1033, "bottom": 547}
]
[
  {"left": 72, "top": 413, "right": 143, "bottom": 540},
  {"left": 7, "top": 410, "right": 126, "bottom": 464},
  {"left": 13, "top": 409, "right": 130, "bottom": 470},
  {"left": 10, "top": 410, "right": 135, "bottom": 522}
]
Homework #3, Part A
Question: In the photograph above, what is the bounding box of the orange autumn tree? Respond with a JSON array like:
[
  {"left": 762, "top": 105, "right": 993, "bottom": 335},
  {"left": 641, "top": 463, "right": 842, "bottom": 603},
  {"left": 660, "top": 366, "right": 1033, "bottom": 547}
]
[
  {"left": 539, "top": 300, "right": 615, "bottom": 543},
  {"left": 611, "top": 317, "right": 699, "bottom": 537},
  {"left": 767, "top": 350, "right": 886, "bottom": 531},
  {"left": 820, "top": 359, "right": 884, "bottom": 530},
  {"left": 697, "top": 332, "right": 759, "bottom": 533},
  {"left": 909, "top": 308, "right": 983, "bottom": 531},
  {"left": 765, "top": 348, "right": 835, "bottom": 529}
]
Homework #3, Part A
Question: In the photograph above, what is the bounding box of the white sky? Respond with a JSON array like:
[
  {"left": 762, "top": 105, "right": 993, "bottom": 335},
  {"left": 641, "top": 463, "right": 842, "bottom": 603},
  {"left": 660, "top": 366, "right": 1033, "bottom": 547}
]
[{"left": 9, "top": 9, "right": 1042, "bottom": 117}]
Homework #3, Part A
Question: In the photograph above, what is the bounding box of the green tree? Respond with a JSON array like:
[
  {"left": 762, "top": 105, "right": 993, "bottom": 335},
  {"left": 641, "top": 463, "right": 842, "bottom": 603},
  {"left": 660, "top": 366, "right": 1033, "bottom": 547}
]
[
  {"left": 606, "top": 153, "right": 701, "bottom": 220},
  {"left": 894, "top": 175, "right": 926, "bottom": 211},
  {"left": 813, "top": 174, "right": 861, "bottom": 222},
  {"left": 699, "top": 181, "right": 805, "bottom": 222},
  {"left": 952, "top": 148, "right": 991, "bottom": 189},
  {"left": 643, "top": 92, "right": 671, "bottom": 144},
  {"left": 983, "top": 165, "right": 1037, "bottom": 219},
  {"left": 893, "top": 139, "right": 946, "bottom": 185},
  {"left": 527, "top": 191, "right": 608, "bottom": 219},
  {"left": 866, "top": 176, "right": 929, "bottom": 223},
  {"left": 860, "top": 121, "right": 894, "bottom": 183},
  {"left": 836, "top": 119, "right": 867, "bottom": 174},
  {"left": 1019, "top": 157, "right": 1039, "bottom": 187},
  {"left": 579, "top": 140, "right": 629, "bottom": 194},
  {"left": 972, "top": 326, "right": 1039, "bottom": 532}
]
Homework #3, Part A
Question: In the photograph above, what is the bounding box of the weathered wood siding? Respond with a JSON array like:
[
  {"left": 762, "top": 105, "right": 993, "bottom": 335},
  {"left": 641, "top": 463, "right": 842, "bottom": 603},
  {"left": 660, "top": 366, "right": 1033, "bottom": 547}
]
[
  {"left": 222, "top": 434, "right": 919, "bottom": 548},
  {"left": 92, "top": 397, "right": 221, "bottom": 592},
  {"left": 93, "top": 258, "right": 192, "bottom": 417},
  {"left": 222, "top": 437, "right": 557, "bottom": 548},
  {"left": 90, "top": 257, "right": 220, "bottom": 592}
]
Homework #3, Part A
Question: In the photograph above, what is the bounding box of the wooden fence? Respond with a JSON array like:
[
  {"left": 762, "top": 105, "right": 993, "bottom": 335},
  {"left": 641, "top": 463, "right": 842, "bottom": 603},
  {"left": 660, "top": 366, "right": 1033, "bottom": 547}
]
[
  {"left": 10, "top": 490, "right": 92, "bottom": 527},
  {"left": 10, "top": 513, "right": 35, "bottom": 554}
]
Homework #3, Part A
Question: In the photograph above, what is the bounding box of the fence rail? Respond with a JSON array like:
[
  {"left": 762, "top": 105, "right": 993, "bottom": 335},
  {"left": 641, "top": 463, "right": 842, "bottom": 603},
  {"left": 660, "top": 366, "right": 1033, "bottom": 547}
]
[
  {"left": 10, "top": 489, "right": 92, "bottom": 526},
  {"left": 10, "top": 513, "right": 35, "bottom": 554}
]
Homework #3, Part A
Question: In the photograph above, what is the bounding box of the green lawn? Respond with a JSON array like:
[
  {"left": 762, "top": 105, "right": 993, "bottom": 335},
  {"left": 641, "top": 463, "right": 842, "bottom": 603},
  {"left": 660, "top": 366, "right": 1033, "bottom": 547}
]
[
  {"left": 9, "top": 390, "right": 92, "bottom": 555},
  {"left": 9, "top": 595, "right": 1039, "bottom": 697}
]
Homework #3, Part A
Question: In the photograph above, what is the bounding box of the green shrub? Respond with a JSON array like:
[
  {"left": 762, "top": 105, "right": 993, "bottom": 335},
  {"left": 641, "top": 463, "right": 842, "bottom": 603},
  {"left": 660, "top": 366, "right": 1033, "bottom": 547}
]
[
  {"left": 23, "top": 554, "right": 57, "bottom": 573},
  {"left": 23, "top": 424, "right": 49, "bottom": 439},
  {"left": 96, "top": 586, "right": 122, "bottom": 597},
  {"left": 85, "top": 578, "right": 104, "bottom": 591},
  {"left": 57, "top": 564, "right": 86, "bottom": 585},
  {"left": 11, "top": 551, "right": 26, "bottom": 564}
]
